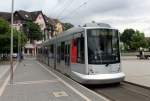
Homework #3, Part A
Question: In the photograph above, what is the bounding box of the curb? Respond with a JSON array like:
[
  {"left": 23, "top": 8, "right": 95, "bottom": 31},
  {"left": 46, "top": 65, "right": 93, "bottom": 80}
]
[{"left": 124, "top": 81, "right": 150, "bottom": 90}]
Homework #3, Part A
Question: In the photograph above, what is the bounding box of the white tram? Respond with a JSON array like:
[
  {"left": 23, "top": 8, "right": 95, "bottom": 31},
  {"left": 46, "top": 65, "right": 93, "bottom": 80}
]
[{"left": 37, "top": 23, "right": 125, "bottom": 84}]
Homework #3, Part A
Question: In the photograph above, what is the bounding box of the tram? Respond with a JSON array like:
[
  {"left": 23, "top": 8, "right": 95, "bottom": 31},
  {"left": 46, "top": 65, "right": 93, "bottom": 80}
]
[{"left": 37, "top": 22, "right": 125, "bottom": 84}]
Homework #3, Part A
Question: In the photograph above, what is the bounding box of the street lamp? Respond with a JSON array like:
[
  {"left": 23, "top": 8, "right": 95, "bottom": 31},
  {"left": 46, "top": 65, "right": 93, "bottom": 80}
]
[{"left": 10, "top": 0, "right": 14, "bottom": 84}]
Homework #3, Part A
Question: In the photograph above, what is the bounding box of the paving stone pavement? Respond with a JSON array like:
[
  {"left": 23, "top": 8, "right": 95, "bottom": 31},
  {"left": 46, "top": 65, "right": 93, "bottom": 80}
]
[
  {"left": 122, "top": 59, "right": 150, "bottom": 87},
  {"left": 0, "top": 58, "right": 106, "bottom": 101}
]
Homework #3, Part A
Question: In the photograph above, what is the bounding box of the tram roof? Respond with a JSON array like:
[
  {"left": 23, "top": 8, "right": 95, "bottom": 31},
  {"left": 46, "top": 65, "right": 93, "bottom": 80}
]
[
  {"left": 42, "top": 27, "right": 84, "bottom": 45},
  {"left": 42, "top": 23, "right": 116, "bottom": 46}
]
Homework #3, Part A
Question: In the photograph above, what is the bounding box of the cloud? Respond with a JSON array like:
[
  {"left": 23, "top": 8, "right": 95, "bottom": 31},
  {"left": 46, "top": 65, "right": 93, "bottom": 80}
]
[
  {"left": 0, "top": 0, "right": 12, "bottom": 11},
  {"left": 0, "top": 0, "right": 150, "bottom": 36},
  {"left": 61, "top": 0, "right": 150, "bottom": 36}
]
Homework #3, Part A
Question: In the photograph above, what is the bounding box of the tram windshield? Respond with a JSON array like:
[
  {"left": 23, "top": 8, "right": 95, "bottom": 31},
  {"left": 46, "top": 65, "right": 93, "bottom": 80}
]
[{"left": 87, "top": 29, "right": 120, "bottom": 64}]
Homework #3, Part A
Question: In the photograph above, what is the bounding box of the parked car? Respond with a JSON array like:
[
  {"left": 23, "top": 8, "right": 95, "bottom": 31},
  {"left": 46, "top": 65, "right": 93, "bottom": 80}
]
[{"left": 12, "top": 53, "right": 17, "bottom": 58}]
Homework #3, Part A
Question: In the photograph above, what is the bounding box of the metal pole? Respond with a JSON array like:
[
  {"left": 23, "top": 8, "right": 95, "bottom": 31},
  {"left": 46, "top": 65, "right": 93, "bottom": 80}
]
[
  {"left": 18, "top": 27, "right": 20, "bottom": 61},
  {"left": 18, "top": 30, "right": 19, "bottom": 61},
  {"left": 10, "top": 0, "right": 14, "bottom": 84}
]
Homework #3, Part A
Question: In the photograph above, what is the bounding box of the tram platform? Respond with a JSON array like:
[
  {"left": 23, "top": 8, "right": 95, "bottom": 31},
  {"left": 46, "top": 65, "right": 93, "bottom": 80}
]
[
  {"left": 122, "top": 58, "right": 150, "bottom": 88},
  {"left": 0, "top": 58, "right": 108, "bottom": 101}
]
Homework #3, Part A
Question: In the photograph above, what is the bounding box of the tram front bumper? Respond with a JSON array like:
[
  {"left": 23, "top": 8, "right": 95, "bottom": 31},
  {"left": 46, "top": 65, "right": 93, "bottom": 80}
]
[{"left": 71, "top": 71, "right": 125, "bottom": 84}]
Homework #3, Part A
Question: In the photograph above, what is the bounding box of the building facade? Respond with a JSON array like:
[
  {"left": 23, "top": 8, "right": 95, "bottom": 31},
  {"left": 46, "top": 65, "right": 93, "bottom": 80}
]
[{"left": 0, "top": 10, "right": 64, "bottom": 56}]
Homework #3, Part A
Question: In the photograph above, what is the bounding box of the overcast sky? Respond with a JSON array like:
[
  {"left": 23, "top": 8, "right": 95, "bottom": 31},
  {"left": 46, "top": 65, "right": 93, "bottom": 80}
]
[{"left": 0, "top": 0, "right": 150, "bottom": 36}]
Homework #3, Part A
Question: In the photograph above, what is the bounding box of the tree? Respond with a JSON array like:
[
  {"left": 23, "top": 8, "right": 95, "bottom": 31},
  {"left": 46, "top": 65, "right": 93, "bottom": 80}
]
[
  {"left": 0, "top": 17, "right": 10, "bottom": 34},
  {"left": 130, "top": 30, "right": 148, "bottom": 50},
  {"left": 0, "top": 18, "right": 10, "bottom": 53},
  {"left": 120, "top": 29, "right": 135, "bottom": 50},
  {"left": 26, "top": 21, "right": 43, "bottom": 42},
  {"left": 63, "top": 23, "right": 74, "bottom": 31},
  {"left": 0, "top": 18, "right": 27, "bottom": 54},
  {"left": 13, "top": 30, "right": 27, "bottom": 53},
  {"left": 121, "top": 28, "right": 148, "bottom": 51}
]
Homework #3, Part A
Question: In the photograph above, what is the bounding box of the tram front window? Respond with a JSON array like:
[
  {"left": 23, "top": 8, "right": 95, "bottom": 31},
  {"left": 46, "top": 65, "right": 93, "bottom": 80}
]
[{"left": 87, "top": 29, "right": 120, "bottom": 64}]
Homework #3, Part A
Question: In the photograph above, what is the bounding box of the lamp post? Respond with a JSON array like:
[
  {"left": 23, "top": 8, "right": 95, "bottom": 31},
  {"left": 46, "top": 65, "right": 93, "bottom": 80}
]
[
  {"left": 18, "top": 24, "right": 21, "bottom": 61},
  {"left": 18, "top": 28, "right": 20, "bottom": 61},
  {"left": 10, "top": 0, "right": 14, "bottom": 84}
]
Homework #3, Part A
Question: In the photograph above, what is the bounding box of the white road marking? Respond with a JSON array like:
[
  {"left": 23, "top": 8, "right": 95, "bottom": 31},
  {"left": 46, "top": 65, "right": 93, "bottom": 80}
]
[
  {"left": 37, "top": 62, "right": 92, "bottom": 101},
  {"left": 0, "top": 62, "right": 18, "bottom": 96},
  {"left": 7, "top": 79, "right": 59, "bottom": 85}
]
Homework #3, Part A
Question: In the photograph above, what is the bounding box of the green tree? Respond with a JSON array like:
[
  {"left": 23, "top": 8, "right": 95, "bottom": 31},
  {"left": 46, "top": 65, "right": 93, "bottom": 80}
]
[
  {"left": 26, "top": 21, "right": 43, "bottom": 41},
  {"left": 0, "top": 17, "right": 10, "bottom": 34},
  {"left": 0, "top": 18, "right": 27, "bottom": 54},
  {"left": 63, "top": 23, "right": 74, "bottom": 31},
  {"left": 0, "top": 18, "right": 10, "bottom": 53},
  {"left": 13, "top": 30, "right": 27, "bottom": 53},
  {"left": 130, "top": 30, "right": 148, "bottom": 50},
  {"left": 121, "top": 28, "right": 148, "bottom": 51},
  {"left": 120, "top": 29, "right": 135, "bottom": 50}
]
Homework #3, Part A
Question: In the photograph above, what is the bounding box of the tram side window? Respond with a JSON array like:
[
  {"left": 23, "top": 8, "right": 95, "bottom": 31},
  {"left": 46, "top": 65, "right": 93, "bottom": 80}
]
[
  {"left": 37, "top": 48, "right": 40, "bottom": 54},
  {"left": 37, "top": 48, "right": 39, "bottom": 54},
  {"left": 44, "top": 47, "right": 46, "bottom": 55},
  {"left": 39, "top": 48, "right": 41, "bottom": 54},
  {"left": 57, "top": 44, "right": 61, "bottom": 63},
  {"left": 42, "top": 48, "right": 44, "bottom": 55},
  {"left": 49, "top": 45, "right": 54, "bottom": 59},
  {"left": 44, "top": 47, "right": 48, "bottom": 55},
  {"left": 78, "top": 37, "right": 85, "bottom": 63},
  {"left": 61, "top": 42, "right": 65, "bottom": 60},
  {"left": 46, "top": 47, "right": 48, "bottom": 55},
  {"left": 71, "top": 36, "right": 85, "bottom": 64}
]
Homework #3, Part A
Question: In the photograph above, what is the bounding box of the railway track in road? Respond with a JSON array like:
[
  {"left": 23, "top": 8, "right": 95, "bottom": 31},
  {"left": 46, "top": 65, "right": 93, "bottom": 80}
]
[{"left": 88, "top": 82, "right": 150, "bottom": 101}]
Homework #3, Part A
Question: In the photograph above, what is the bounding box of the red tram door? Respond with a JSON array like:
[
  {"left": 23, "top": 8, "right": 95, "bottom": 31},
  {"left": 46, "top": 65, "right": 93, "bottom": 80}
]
[{"left": 71, "top": 39, "right": 77, "bottom": 63}]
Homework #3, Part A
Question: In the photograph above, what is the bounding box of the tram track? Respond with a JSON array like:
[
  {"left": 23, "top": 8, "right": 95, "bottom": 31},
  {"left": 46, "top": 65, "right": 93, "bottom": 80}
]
[{"left": 88, "top": 82, "right": 150, "bottom": 101}]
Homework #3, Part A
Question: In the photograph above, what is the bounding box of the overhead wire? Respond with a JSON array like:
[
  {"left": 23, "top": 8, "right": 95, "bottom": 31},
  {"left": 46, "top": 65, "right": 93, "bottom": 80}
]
[
  {"left": 53, "top": 0, "right": 70, "bottom": 18},
  {"left": 56, "top": 0, "right": 74, "bottom": 18},
  {"left": 60, "top": 0, "right": 90, "bottom": 20}
]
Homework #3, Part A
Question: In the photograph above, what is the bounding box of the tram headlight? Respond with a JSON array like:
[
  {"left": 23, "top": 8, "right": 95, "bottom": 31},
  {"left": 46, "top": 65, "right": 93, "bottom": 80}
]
[
  {"left": 117, "top": 65, "right": 121, "bottom": 72},
  {"left": 118, "top": 67, "right": 121, "bottom": 72},
  {"left": 88, "top": 66, "right": 95, "bottom": 74},
  {"left": 89, "top": 68, "right": 94, "bottom": 74}
]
